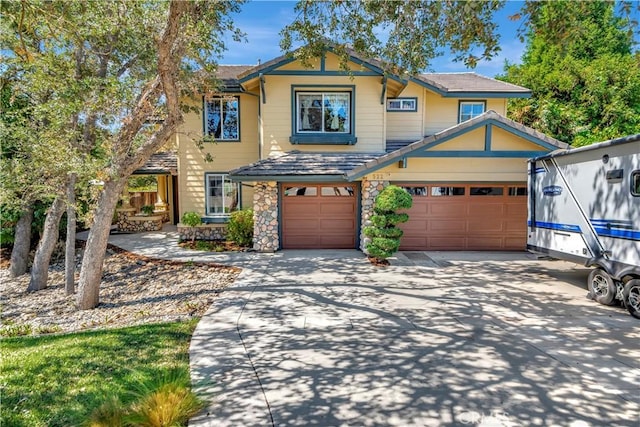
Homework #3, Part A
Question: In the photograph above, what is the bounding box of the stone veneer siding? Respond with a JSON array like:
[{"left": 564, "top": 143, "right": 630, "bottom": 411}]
[
  {"left": 359, "top": 179, "right": 389, "bottom": 253},
  {"left": 177, "top": 224, "right": 227, "bottom": 241},
  {"left": 116, "top": 208, "right": 164, "bottom": 232},
  {"left": 253, "top": 181, "right": 279, "bottom": 252}
]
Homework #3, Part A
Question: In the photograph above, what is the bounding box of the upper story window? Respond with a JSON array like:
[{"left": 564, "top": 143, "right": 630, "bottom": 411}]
[
  {"left": 205, "top": 173, "right": 240, "bottom": 217},
  {"left": 290, "top": 88, "right": 357, "bottom": 145},
  {"left": 459, "top": 101, "right": 486, "bottom": 123},
  {"left": 387, "top": 98, "right": 417, "bottom": 112},
  {"left": 205, "top": 96, "right": 239, "bottom": 141},
  {"left": 297, "top": 92, "right": 351, "bottom": 133}
]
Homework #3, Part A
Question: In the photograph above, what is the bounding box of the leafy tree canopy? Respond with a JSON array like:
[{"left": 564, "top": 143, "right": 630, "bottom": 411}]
[
  {"left": 499, "top": 0, "right": 640, "bottom": 146},
  {"left": 280, "top": 0, "right": 505, "bottom": 73}
]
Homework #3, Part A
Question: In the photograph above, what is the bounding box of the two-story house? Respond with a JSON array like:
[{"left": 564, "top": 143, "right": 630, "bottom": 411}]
[{"left": 175, "top": 49, "right": 567, "bottom": 252}]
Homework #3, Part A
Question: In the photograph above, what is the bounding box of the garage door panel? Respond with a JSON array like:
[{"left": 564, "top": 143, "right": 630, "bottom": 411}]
[
  {"left": 471, "top": 203, "right": 505, "bottom": 216},
  {"left": 429, "top": 202, "right": 466, "bottom": 216},
  {"left": 504, "top": 237, "right": 525, "bottom": 250},
  {"left": 285, "top": 219, "right": 320, "bottom": 231},
  {"left": 320, "top": 235, "right": 356, "bottom": 247},
  {"left": 505, "top": 220, "right": 526, "bottom": 232},
  {"left": 398, "top": 183, "right": 527, "bottom": 251},
  {"left": 320, "top": 203, "right": 355, "bottom": 216},
  {"left": 429, "top": 237, "right": 467, "bottom": 250},
  {"left": 286, "top": 203, "right": 321, "bottom": 217},
  {"left": 428, "top": 220, "right": 468, "bottom": 232},
  {"left": 468, "top": 219, "right": 503, "bottom": 232},
  {"left": 506, "top": 204, "right": 527, "bottom": 216},
  {"left": 467, "top": 238, "right": 504, "bottom": 250},
  {"left": 319, "top": 218, "right": 355, "bottom": 229}
]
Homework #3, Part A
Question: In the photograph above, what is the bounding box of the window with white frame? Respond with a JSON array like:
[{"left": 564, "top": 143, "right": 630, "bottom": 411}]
[
  {"left": 205, "top": 174, "right": 240, "bottom": 217},
  {"left": 296, "top": 92, "right": 351, "bottom": 134},
  {"left": 205, "top": 97, "right": 239, "bottom": 140},
  {"left": 459, "top": 101, "right": 485, "bottom": 123},
  {"left": 387, "top": 98, "right": 417, "bottom": 112}
]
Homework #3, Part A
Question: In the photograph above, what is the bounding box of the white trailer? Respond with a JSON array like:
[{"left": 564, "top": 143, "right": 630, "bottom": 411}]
[{"left": 527, "top": 134, "right": 640, "bottom": 318}]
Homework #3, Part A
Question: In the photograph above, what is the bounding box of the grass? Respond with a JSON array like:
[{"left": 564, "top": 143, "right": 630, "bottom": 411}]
[{"left": 1, "top": 320, "right": 199, "bottom": 427}]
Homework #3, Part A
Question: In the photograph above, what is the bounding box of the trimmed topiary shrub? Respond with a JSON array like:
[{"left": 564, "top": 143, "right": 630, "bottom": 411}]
[
  {"left": 363, "top": 185, "right": 413, "bottom": 262},
  {"left": 226, "top": 209, "right": 254, "bottom": 247},
  {"left": 181, "top": 212, "right": 201, "bottom": 243}
]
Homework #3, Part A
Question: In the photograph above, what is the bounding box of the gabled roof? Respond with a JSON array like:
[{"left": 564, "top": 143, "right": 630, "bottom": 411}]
[
  {"left": 236, "top": 45, "right": 395, "bottom": 83},
  {"left": 347, "top": 111, "right": 568, "bottom": 180},
  {"left": 134, "top": 152, "right": 178, "bottom": 175},
  {"left": 234, "top": 46, "right": 530, "bottom": 97},
  {"left": 229, "top": 151, "right": 383, "bottom": 182},
  {"left": 215, "top": 65, "right": 254, "bottom": 92},
  {"left": 413, "top": 73, "right": 530, "bottom": 98}
]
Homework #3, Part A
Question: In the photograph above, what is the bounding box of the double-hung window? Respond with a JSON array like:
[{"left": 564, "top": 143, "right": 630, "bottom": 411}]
[
  {"left": 205, "top": 173, "right": 240, "bottom": 217},
  {"left": 459, "top": 101, "right": 485, "bottom": 123},
  {"left": 205, "top": 96, "right": 239, "bottom": 141},
  {"left": 291, "top": 88, "right": 356, "bottom": 144}
]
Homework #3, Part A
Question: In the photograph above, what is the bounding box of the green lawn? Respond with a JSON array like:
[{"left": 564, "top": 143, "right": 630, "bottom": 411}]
[{"left": 1, "top": 320, "right": 198, "bottom": 426}]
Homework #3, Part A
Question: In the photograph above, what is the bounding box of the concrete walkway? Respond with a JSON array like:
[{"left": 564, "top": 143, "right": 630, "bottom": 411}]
[{"left": 99, "top": 227, "right": 640, "bottom": 427}]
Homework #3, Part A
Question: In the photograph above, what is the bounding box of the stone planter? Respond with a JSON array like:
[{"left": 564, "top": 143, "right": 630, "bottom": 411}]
[
  {"left": 116, "top": 208, "right": 164, "bottom": 232},
  {"left": 177, "top": 223, "right": 227, "bottom": 241}
]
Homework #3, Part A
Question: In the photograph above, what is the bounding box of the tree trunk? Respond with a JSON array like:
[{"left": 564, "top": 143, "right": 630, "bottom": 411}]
[
  {"left": 76, "top": 179, "right": 124, "bottom": 309},
  {"left": 27, "top": 195, "right": 65, "bottom": 291},
  {"left": 9, "top": 206, "right": 34, "bottom": 277},
  {"left": 75, "top": 0, "right": 187, "bottom": 310},
  {"left": 65, "top": 174, "right": 77, "bottom": 295}
]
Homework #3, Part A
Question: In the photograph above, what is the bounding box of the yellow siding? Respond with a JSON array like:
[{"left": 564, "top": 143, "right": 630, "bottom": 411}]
[
  {"left": 278, "top": 57, "right": 322, "bottom": 71},
  {"left": 430, "top": 127, "right": 485, "bottom": 151},
  {"left": 261, "top": 74, "right": 385, "bottom": 156},
  {"left": 364, "top": 157, "right": 528, "bottom": 183},
  {"left": 423, "top": 93, "right": 506, "bottom": 135},
  {"left": 491, "top": 126, "right": 545, "bottom": 151},
  {"left": 275, "top": 54, "right": 368, "bottom": 72},
  {"left": 385, "top": 82, "right": 424, "bottom": 141},
  {"left": 177, "top": 94, "right": 258, "bottom": 217}
]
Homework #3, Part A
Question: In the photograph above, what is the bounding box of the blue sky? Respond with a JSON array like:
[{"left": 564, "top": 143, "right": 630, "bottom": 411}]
[{"left": 221, "top": 1, "right": 530, "bottom": 77}]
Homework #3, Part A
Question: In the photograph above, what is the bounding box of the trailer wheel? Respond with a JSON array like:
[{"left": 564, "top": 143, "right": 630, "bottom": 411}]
[
  {"left": 587, "top": 268, "right": 616, "bottom": 306},
  {"left": 622, "top": 279, "right": 640, "bottom": 319}
]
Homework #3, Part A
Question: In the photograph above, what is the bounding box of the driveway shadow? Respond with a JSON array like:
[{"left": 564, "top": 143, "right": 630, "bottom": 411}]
[{"left": 190, "top": 253, "right": 640, "bottom": 426}]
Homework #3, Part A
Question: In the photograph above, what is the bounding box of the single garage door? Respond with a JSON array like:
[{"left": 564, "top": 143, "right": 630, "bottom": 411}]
[
  {"left": 397, "top": 183, "right": 528, "bottom": 251},
  {"left": 281, "top": 183, "right": 358, "bottom": 249}
]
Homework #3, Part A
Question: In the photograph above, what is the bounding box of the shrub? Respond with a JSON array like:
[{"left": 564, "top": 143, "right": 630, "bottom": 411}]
[
  {"left": 88, "top": 395, "right": 128, "bottom": 427},
  {"left": 181, "top": 212, "right": 201, "bottom": 243},
  {"left": 140, "top": 205, "right": 154, "bottom": 216},
  {"left": 363, "top": 185, "right": 413, "bottom": 262},
  {"left": 125, "top": 367, "right": 203, "bottom": 427},
  {"left": 0, "top": 321, "right": 32, "bottom": 337},
  {"left": 88, "top": 367, "right": 202, "bottom": 427},
  {"left": 226, "top": 209, "right": 254, "bottom": 247}
]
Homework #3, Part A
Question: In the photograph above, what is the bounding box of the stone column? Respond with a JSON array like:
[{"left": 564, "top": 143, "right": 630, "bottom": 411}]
[
  {"left": 253, "top": 181, "right": 279, "bottom": 252},
  {"left": 359, "top": 179, "right": 389, "bottom": 252}
]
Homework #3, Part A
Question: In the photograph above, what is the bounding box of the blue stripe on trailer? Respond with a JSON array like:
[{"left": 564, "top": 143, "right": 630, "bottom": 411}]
[
  {"left": 593, "top": 227, "right": 640, "bottom": 241},
  {"left": 528, "top": 221, "right": 581, "bottom": 232}
]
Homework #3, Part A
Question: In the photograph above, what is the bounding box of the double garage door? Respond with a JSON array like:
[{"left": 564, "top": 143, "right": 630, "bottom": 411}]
[
  {"left": 280, "top": 182, "right": 527, "bottom": 251},
  {"left": 398, "top": 183, "right": 528, "bottom": 251}
]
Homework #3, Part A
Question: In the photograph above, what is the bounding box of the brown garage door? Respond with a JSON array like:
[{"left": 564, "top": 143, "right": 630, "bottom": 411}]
[
  {"left": 397, "top": 183, "right": 528, "bottom": 251},
  {"left": 281, "top": 183, "right": 358, "bottom": 249}
]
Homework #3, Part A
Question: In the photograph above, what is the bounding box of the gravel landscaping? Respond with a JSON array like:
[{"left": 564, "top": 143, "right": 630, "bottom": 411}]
[{"left": 0, "top": 244, "right": 240, "bottom": 335}]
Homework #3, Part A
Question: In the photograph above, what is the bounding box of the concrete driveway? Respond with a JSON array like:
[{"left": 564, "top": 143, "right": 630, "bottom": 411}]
[{"left": 189, "top": 250, "right": 640, "bottom": 427}]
